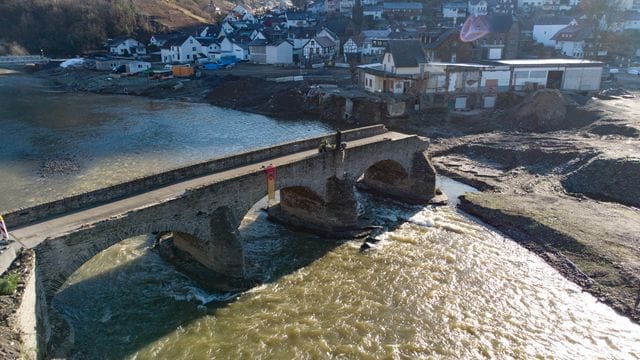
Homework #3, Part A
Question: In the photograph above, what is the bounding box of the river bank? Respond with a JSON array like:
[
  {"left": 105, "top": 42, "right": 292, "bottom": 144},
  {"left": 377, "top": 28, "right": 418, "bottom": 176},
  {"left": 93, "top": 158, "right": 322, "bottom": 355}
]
[{"left": 426, "top": 90, "right": 640, "bottom": 323}]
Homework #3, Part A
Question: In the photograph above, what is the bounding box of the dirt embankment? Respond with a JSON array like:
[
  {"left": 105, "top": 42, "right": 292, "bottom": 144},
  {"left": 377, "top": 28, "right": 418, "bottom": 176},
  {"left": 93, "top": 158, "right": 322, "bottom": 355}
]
[
  {"left": 427, "top": 89, "right": 640, "bottom": 323},
  {"left": 0, "top": 250, "right": 35, "bottom": 360},
  {"left": 205, "top": 75, "right": 311, "bottom": 119}
]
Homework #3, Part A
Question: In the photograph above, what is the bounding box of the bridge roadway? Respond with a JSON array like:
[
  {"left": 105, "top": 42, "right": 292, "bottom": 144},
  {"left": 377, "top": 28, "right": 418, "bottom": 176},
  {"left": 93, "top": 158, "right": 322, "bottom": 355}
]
[{"left": 1, "top": 131, "right": 412, "bottom": 274}]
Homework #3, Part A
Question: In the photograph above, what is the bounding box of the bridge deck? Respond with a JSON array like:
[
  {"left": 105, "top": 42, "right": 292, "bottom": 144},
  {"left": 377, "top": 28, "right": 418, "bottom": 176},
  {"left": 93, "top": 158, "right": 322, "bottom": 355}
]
[{"left": 1, "top": 131, "right": 412, "bottom": 273}]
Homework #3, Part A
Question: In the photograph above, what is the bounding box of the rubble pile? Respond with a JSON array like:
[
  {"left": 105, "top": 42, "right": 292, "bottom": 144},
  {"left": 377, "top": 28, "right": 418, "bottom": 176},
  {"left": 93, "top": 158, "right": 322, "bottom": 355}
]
[{"left": 509, "top": 89, "right": 569, "bottom": 132}]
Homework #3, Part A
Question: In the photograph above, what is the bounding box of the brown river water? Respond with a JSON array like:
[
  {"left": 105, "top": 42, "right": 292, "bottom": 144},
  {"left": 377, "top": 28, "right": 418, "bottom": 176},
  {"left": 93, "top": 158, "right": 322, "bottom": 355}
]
[{"left": 1, "top": 74, "right": 639, "bottom": 359}]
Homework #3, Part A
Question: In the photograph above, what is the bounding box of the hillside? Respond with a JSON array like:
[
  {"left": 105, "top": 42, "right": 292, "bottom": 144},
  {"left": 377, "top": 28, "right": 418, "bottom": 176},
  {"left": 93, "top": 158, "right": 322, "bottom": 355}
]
[{"left": 0, "top": 0, "right": 271, "bottom": 56}]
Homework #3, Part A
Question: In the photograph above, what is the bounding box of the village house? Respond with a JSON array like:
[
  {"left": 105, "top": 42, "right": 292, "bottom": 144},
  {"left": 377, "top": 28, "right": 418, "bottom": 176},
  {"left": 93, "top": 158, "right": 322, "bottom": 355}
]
[
  {"left": 472, "top": 15, "right": 519, "bottom": 60},
  {"left": 360, "top": 39, "right": 428, "bottom": 94},
  {"left": 149, "top": 34, "right": 178, "bottom": 48},
  {"left": 285, "top": 12, "right": 309, "bottom": 28},
  {"left": 199, "top": 38, "right": 221, "bottom": 60},
  {"left": 220, "top": 37, "right": 249, "bottom": 61},
  {"left": 95, "top": 58, "right": 151, "bottom": 74},
  {"left": 266, "top": 39, "right": 294, "bottom": 64},
  {"left": 302, "top": 36, "right": 338, "bottom": 62},
  {"left": 383, "top": 2, "right": 424, "bottom": 20},
  {"left": 225, "top": 5, "right": 257, "bottom": 23},
  {"left": 425, "top": 29, "right": 473, "bottom": 63},
  {"left": 360, "top": 56, "right": 603, "bottom": 109},
  {"left": 160, "top": 36, "right": 202, "bottom": 64},
  {"left": 551, "top": 23, "right": 594, "bottom": 58},
  {"left": 468, "top": 0, "right": 489, "bottom": 16},
  {"left": 343, "top": 34, "right": 365, "bottom": 62},
  {"left": 317, "top": 27, "right": 341, "bottom": 51},
  {"left": 248, "top": 39, "right": 268, "bottom": 63},
  {"left": 363, "top": 5, "right": 384, "bottom": 20},
  {"left": 533, "top": 17, "right": 576, "bottom": 48},
  {"left": 360, "top": 29, "right": 392, "bottom": 62},
  {"left": 288, "top": 27, "right": 318, "bottom": 61},
  {"left": 108, "top": 38, "right": 145, "bottom": 56},
  {"left": 442, "top": 1, "right": 468, "bottom": 20}
]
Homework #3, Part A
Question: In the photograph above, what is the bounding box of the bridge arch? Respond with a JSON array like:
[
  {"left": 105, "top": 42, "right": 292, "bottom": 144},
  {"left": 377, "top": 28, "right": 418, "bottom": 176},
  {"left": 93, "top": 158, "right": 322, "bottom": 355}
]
[{"left": 35, "top": 217, "right": 209, "bottom": 303}]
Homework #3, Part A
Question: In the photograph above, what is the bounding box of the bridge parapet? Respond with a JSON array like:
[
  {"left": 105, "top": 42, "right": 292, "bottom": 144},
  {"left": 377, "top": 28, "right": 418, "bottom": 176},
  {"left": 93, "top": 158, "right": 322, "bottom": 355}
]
[
  {"left": 0, "top": 55, "right": 49, "bottom": 65},
  {"left": 3, "top": 125, "right": 388, "bottom": 228}
]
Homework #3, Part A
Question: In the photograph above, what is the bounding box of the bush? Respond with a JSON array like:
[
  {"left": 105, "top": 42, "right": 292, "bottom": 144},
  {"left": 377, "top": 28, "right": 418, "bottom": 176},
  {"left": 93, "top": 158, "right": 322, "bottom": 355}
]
[{"left": 0, "top": 271, "right": 20, "bottom": 295}]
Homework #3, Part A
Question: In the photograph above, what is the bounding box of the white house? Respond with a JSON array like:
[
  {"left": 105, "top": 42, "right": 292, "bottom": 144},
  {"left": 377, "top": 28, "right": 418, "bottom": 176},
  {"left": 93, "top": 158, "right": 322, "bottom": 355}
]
[
  {"left": 225, "top": 5, "right": 256, "bottom": 23},
  {"left": 220, "top": 37, "right": 249, "bottom": 61},
  {"left": 249, "top": 39, "right": 268, "bottom": 63},
  {"left": 286, "top": 12, "right": 309, "bottom": 28},
  {"left": 161, "top": 36, "right": 202, "bottom": 64},
  {"left": 363, "top": 5, "right": 384, "bottom": 19},
  {"left": 266, "top": 40, "right": 294, "bottom": 64},
  {"left": 533, "top": 17, "right": 576, "bottom": 47},
  {"left": 340, "top": 0, "right": 355, "bottom": 17},
  {"left": 199, "top": 38, "right": 221, "bottom": 60},
  {"left": 343, "top": 36, "right": 363, "bottom": 61},
  {"left": 468, "top": 0, "right": 488, "bottom": 16},
  {"left": 108, "top": 38, "right": 144, "bottom": 56},
  {"left": 302, "top": 37, "right": 337, "bottom": 61},
  {"left": 551, "top": 23, "right": 593, "bottom": 58},
  {"left": 126, "top": 61, "right": 152, "bottom": 74},
  {"left": 361, "top": 39, "right": 427, "bottom": 94},
  {"left": 442, "top": 1, "right": 468, "bottom": 19}
]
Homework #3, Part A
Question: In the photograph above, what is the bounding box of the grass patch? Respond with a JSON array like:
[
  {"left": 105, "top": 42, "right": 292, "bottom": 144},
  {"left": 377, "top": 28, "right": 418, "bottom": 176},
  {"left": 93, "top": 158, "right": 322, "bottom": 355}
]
[{"left": 0, "top": 271, "right": 20, "bottom": 295}]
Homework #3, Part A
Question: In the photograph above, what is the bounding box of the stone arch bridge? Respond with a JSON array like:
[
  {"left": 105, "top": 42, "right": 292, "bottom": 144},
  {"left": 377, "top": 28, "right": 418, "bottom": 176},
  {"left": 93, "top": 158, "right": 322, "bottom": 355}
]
[{"left": 4, "top": 125, "right": 437, "bottom": 310}]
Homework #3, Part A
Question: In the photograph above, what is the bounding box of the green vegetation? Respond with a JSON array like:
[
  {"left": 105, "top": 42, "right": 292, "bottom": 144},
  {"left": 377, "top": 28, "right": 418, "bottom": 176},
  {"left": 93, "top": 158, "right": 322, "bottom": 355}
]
[
  {"left": 0, "top": 0, "right": 155, "bottom": 56},
  {"left": 0, "top": 271, "right": 20, "bottom": 295}
]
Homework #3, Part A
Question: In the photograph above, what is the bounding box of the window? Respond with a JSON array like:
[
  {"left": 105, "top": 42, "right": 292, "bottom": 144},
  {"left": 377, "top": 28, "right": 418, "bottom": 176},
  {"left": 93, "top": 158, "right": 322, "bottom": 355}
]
[
  {"left": 192, "top": 47, "right": 197, "bottom": 51},
  {"left": 187, "top": 54, "right": 190, "bottom": 59}
]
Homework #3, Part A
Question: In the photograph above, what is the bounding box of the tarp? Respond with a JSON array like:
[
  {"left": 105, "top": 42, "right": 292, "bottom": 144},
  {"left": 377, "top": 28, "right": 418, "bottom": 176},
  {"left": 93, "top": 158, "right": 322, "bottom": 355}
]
[{"left": 59, "top": 58, "right": 85, "bottom": 68}]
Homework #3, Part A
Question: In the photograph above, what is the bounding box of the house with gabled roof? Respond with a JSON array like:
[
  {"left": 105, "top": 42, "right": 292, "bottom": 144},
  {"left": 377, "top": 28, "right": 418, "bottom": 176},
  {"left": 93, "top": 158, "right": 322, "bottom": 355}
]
[
  {"left": 266, "top": 39, "right": 294, "bottom": 64},
  {"left": 108, "top": 37, "right": 145, "bottom": 56},
  {"left": 533, "top": 17, "right": 576, "bottom": 47},
  {"left": 199, "top": 38, "right": 221, "bottom": 60},
  {"left": 551, "top": 23, "right": 594, "bottom": 58},
  {"left": 360, "top": 39, "right": 428, "bottom": 94},
  {"left": 160, "top": 35, "right": 202, "bottom": 63},
  {"left": 286, "top": 12, "right": 309, "bottom": 28},
  {"left": 424, "top": 28, "right": 473, "bottom": 63},
  {"left": 248, "top": 38, "right": 269, "bottom": 63},
  {"left": 302, "top": 36, "right": 338, "bottom": 62}
]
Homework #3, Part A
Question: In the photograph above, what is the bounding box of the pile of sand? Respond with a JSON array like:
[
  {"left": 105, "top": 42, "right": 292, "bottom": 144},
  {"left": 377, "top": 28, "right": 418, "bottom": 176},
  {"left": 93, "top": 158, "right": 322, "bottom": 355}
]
[{"left": 509, "top": 89, "right": 569, "bottom": 132}]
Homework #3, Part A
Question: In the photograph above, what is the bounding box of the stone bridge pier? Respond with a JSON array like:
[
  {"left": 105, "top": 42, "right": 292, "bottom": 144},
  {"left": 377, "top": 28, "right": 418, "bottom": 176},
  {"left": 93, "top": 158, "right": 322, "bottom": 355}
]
[{"left": 268, "top": 144, "right": 437, "bottom": 234}]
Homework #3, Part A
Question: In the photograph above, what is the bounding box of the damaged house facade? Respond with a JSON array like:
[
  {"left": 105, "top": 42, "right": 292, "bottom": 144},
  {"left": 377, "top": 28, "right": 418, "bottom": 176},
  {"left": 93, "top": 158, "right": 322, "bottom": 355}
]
[{"left": 359, "top": 40, "right": 604, "bottom": 110}]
